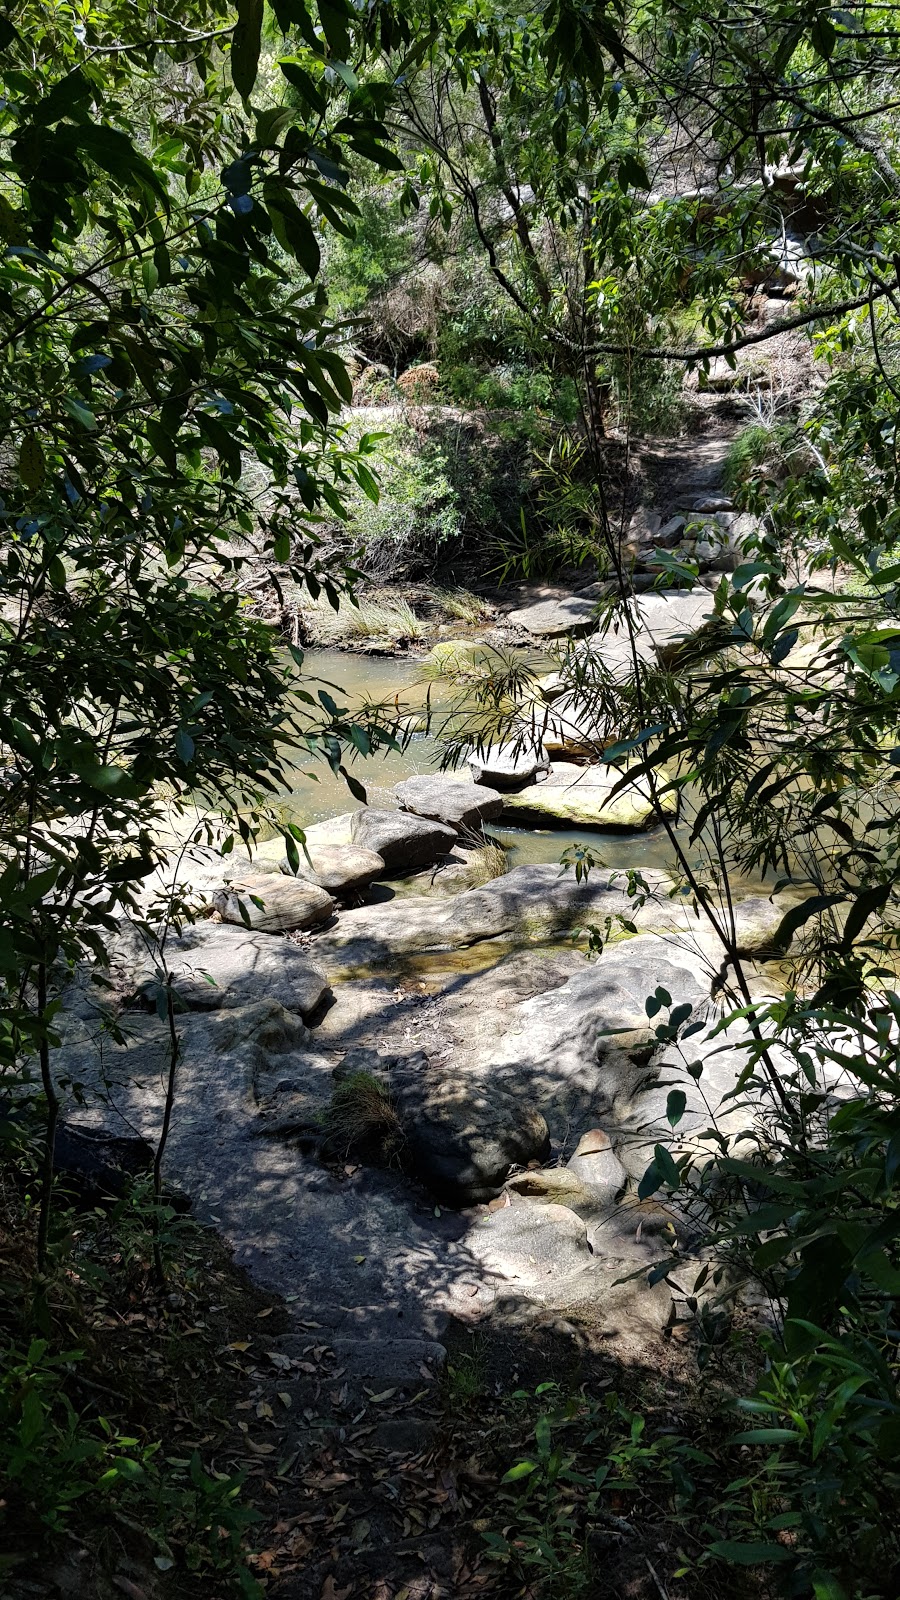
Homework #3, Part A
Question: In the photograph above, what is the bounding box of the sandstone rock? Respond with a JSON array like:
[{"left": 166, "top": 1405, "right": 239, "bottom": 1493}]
[
  {"left": 312, "top": 865, "right": 790, "bottom": 976},
  {"left": 394, "top": 773, "right": 504, "bottom": 831},
  {"left": 213, "top": 872, "right": 335, "bottom": 933},
  {"left": 313, "top": 865, "right": 668, "bottom": 971},
  {"left": 500, "top": 761, "right": 677, "bottom": 830},
  {"left": 255, "top": 838, "right": 385, "bottom": 896},
  {"left": 392, "top": 1053, "right": 550, "bottom": 1204},
  {"left": 350, "top": 807, "right": 457, "bottom": 871},
  {"left": 468, "top": 1201, "right": 673, "bottom": 1339},
  {"left": 505, "top": 1166, "right": 615, "bottom": 1221},
  {"left": 110, "top": 919, "right": 332, "bottom": 1016},
  {"left": 466, "top": 743, "right": 549, "bottom": 788},
  {"left": 506, "top": 595, "right": 597, "bottom": 638},
  {"left": 425, "top": 639, "right": 503, "bottom": 675},
  {"left": 566, "top": 1129, "right": 628, "bottom": 1194},
  {"left": 627, "top": 589, "right": 716, "bottom": 659},
  {"left": 463, "top": 935, "right": 713, "bottom": 1139}
]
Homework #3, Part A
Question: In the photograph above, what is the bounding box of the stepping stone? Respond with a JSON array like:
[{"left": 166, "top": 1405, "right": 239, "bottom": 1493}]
[
  {"left": 505, "top": 594, "right": 597, "bottom": 637},
  {"left": 350, "top": 807, "right": 457, "bottom": 871},
  {"left": 394, "top": 774, "right": 504, "bottom": 831},
  {"left": 500, "top": 761, "right": 677, "bottom": 830},
  {"left": 213, "top": 872, "right": 335, "bottom": 933},
  {"left": 467, "top": 743, "right": 548, "bottom": 788}
]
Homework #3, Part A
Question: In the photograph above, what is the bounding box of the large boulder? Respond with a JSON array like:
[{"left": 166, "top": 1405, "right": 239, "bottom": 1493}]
[
  {"left": 110, "top": 918, "right": 331, "bottom": 1017},
  {"left": 628, "top": 589, "right": 716, "bottom": 659},
  {"left": 254, "top": 837, "right": 385, "bottom": 897},
  {"left": 459, "top": 935, "right": 714, "bottom": 1139},
  {"left": 467, "top": 743, "right": 549, "bottom": 789},
  {"left": 506, "top": 594, "right": 598, "bottom": 638},
  {"left": 394, "top": 773, "right": 504, "bottom": 831},
  {"left": 350, "top": 807, "right": 457, "bottom": 871},
  {"left": 213, "top": 872, "right": 335, "bottom": 933},
  {"left": 390, "top": 1051, "right": 550, "bottom": 1204},
  {"left": 501, "top": 762, "right": 677, "bottom": 830}
]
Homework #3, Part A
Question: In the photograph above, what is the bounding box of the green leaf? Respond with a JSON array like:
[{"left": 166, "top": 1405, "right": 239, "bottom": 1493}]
[
  {"left": 810, "top": 15, "right": 837, "bottom": 58},
  {"left": 654, "top": 1143, "right": 680, "bottom": 1189},
  {"left": 175, "top": 728, "right": 195, "bottom": 764},
  {"left": 708, "top": 1540, "right": 793, "bottom": 1565},
  {"left": 19, "top": 434, "right": 46, "bottom": 489},
  {"left": 284, "top": 833, "right": 301, "bottom": 875},
  {"left": 618, "top": 152, "right": 650, "bottom": 191},
  {"left": 263, "top": 182, "right": 321, "bottom": 277},
  {"left": 666, "top": 1089, "right": 686, "bottom": 1127},
  {"left": 232, "top": 0, "right": 264, "bottom": 99},
  {"left": 840, "top": 881, "right": 892, "bottom": 950},
  {"left": 107, "top": 856, "right": 157, "bottom": 882},
  {"left": 62, "top": 395, "right": 97, "bottom": 431},
  {"left": 501, "top": 1459, "right": 538, "bottom": 1482},
  {"left": 771, "top": 894, "right": 844, "bottom": 949},
  {"left": 47, "top": 554, "right": 66, "bottom": 589},
  {"left": 811, "top": 1574, "right": 848, "bottom": 1600}
]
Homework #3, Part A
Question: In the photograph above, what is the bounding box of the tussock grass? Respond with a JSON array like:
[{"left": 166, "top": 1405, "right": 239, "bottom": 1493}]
[
  {"left": 324, "top": 1071, "right": 405, "bottom": 1161},
  {"left": 299, "top": 591, "right": 428, "bottom": 645},
  {"left": 456, "top": 839, "right": 508, "bottom": 887},
  {"left": 426, "top": 585, "right": 493, "bottom": 623}
]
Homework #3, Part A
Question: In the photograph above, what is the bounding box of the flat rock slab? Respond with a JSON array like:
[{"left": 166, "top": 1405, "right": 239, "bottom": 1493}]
[
  {"left": 313, "top": 865, "right": 790, "bottom": 977},
  {"left": 52, "top": 1002, "right": 465, "bottom": 1348},
  {"left": 110, "top": 919, "right": 332, "bottom": 1016},
  {"left": 394, "top": 773, "right": 504, "bottom": 831},
  {"left": 506, "top": 595, "right": 598, "bottom": 638},
  {"left": 501, "top": 762, "right": 677, "bottom": 830},
  {"left": 213, "top": 872, "right": 335, "bottom": 933},
  {"left": 627, "top": 588, "right": 715, "bottom": 656},
  {"left": 313, "top": 864, "right": 668, "bottom": 972},
  {"left": 350, "top": 807, "right": 457, "bottom": 871}
]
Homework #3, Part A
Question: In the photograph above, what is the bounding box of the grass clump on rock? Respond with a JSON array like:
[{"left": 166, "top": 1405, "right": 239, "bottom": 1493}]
[{"left": 324, "top": 1071, "right": 406, "bottom": 1163}]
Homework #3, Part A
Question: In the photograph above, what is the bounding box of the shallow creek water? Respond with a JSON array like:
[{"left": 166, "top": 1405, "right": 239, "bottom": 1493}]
[{"left": 273, "top": 647, "right": 680, "bottom": 876}]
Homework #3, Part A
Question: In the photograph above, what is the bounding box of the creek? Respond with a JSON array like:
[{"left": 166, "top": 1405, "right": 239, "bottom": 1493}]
[{"left": 275, "top": 646, "right": 679, "bottom": 876}]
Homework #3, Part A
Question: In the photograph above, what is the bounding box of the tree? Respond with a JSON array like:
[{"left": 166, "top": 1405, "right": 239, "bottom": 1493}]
[{"left": 0, "top": 0, "right": 409, "bottom": 1261}]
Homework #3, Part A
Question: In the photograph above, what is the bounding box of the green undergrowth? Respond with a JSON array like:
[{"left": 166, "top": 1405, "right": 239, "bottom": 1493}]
[{"left": 0, "top": 1154, "right": 283, "bottom": 1597}]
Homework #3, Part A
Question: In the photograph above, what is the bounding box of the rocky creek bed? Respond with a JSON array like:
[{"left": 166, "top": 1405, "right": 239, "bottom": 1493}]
[{"left": 41, "top": 435, "right": 833, "bottom": 1595}]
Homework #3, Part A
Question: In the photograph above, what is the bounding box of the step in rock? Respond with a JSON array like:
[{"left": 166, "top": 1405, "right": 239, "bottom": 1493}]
[
  {"left": 213, "top": 872, "right": 335, "bottom": 932},
  {"left": 110, "top": 919, "right": 332, "bottom": 1015}
]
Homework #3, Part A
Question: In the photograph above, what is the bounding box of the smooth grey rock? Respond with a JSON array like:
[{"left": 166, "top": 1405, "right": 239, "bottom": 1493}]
[
  {"left": 566, "top": 1128, "right": 628, "bottom": 1193},
  {"left": 394, "top": 774, "right": 504, "bottom": 831},
  {"left": 313, "top": 865, "right": 667, "bottom": 971},
  {"left": 213, "top": 872, "right": 335, "bottom": 933},
  {"left": 110, "top": 918, "right": 332, "bottom": 1016},
  {"left": 254, "top": 838, "right": 385, "bottom": 897},
  {"left": 350, "top": 807, "right": 456, "bottom": 871},
  {"left": 392, "top": 1051, "right": 551, "bottom": 1204},
  {"left": 312, "top": 866, "right": 791, "bottom": 976},
  {"left": 467, "top": 743, "right": 549, "bottom": 788},
  {"left": 462, "top": 935, "right": 713, "bottom": 1139},
  {"left": 468, "top": 1201, "right": 674, "bottom": 1343},
  {"left": 626, "top": 589, "right": 716, "bottom": 658},
  {"left": 49, "top": 1005, "right": 457, "bottom": 1347},
  {"left": 506, "top": 595, "right": 597, "bottom": 637}
]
